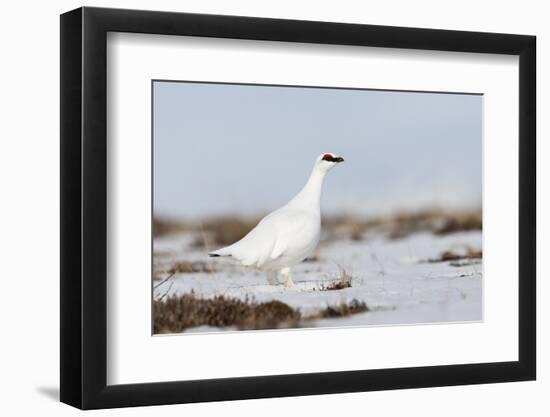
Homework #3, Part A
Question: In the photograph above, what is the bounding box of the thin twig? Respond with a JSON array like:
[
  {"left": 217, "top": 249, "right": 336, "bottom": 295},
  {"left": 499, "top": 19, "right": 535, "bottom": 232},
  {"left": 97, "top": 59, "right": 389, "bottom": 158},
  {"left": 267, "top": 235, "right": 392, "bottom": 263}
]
[
  {"left": 156, "top": 280, "right": 175, "bottom": 302},
  {"left": 153, "top": 271, "right": 176, "bottom": 290}
]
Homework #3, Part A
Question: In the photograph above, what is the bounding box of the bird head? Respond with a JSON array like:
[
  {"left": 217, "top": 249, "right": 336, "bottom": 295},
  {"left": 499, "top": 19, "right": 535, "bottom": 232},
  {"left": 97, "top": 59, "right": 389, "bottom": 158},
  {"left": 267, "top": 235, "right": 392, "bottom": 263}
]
[{"left": 315, "top": 153, "right": 345, "bottom": 172}]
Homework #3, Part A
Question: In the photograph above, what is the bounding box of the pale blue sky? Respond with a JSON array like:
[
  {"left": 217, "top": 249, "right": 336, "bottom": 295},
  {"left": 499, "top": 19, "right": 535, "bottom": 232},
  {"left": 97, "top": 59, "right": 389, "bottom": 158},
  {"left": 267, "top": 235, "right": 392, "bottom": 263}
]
[{"left": 153, "top": 81, "right": 481, "bottom": 220}]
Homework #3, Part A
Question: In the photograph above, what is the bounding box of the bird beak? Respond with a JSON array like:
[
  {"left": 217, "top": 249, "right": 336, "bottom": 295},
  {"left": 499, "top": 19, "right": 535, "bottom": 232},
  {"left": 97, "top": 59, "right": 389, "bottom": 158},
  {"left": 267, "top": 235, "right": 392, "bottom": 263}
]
[{"left": 334, "top": 156, "right": 344, "bottom": 163}]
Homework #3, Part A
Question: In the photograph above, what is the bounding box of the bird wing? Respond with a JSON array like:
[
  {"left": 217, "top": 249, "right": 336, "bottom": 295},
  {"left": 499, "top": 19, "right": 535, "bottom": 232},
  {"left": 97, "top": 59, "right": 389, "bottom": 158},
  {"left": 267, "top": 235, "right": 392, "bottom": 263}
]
[
  {"left": 222, "top": 215, "right": 277, "bottom": 267},
  {"left": 262, "top": 208, "right": 316, "bottom": 264},
  {"left": 226, "top": 208, "right": 314, "bottom": 268},
  {"left": 269, "top": 210, "right": 310, "bottom": 260}
]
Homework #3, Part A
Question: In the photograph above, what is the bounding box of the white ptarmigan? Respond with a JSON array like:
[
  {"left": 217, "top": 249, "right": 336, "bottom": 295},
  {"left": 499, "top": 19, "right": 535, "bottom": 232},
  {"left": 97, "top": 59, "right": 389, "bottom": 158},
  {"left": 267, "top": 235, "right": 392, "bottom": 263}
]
[{"left": 209, "top": 153, "right": 344, "bottom": 288}]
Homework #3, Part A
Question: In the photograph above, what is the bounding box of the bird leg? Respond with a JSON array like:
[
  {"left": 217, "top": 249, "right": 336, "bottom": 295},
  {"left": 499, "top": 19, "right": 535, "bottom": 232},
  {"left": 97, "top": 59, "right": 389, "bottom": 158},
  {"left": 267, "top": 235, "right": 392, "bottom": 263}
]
[
  {"left": 266, "top": 271, "right": 279, "bottom": 285},
  {"left": 280, "top": 267, "right": 294, "bottom": 288}
]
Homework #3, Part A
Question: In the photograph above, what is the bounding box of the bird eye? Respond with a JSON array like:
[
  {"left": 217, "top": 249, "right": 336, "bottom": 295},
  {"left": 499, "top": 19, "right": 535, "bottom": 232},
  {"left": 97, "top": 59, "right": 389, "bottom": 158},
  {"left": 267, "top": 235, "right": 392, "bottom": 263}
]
[{"left": 322, "top": 154, "right": 334, "bottom": 161}]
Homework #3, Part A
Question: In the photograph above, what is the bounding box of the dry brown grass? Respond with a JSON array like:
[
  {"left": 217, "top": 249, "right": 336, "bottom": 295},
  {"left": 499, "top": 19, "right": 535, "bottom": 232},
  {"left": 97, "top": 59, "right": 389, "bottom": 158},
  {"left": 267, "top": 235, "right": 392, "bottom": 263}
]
[
  {"left": 167, "top": 261, "right": 216, "bottom": 274},
  {"left": 322, "top": 281, "right": 352, "bottom": 291},
  {"left": 387, "top": 209, "right": 481, "bottom": 239},
  {"left": 190, "top": 217, "right": 260, "bottom": 248},
  {"left": 154, "top": 293, "right": 370, "bottom": 333},
  {"left": 322, "top": 215, "right": 384, "bottom": 242},
  {"left": 203, "top": 218, "right": 257, "bottom": 246},
  {"left": 154, "top": 294, "right": 301, "bottom": 333},
  {"left": 320, "top": 209, "right": 481, "bottom": 242},
  {"left": 154, "top": 208, "right": 482, "bottom": 245},
  {"left": 153, "top": 218, "right": 188, "bottom": 238},
  {"left": 427, "top": 245, "right": 482, "bottom": 264},
  {"left": 318, "top": 266, "right": 354, "bottom": 291},
  {"left": 153, "top": 216, "right": 260, "bottom": 249},
  {"left": 314, "top": 299, "right": 369, "bottom": 318},
  {"left": 434, "top": 211, "right": 482, "bottom": 235}
]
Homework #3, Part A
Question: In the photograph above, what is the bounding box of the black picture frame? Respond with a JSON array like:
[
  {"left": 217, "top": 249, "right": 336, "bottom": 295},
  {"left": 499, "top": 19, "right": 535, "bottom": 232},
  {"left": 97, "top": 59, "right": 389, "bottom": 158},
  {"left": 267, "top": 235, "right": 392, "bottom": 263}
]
[{"left": 60, "top": 6, "right": 536, "bottom": 410}]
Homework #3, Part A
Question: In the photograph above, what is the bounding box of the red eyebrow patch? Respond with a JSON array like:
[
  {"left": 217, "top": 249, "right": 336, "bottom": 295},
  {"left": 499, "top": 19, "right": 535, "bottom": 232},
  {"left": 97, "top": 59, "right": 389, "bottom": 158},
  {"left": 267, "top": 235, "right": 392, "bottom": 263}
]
[{"left": 322, "top": 153, "right": 333, "bottom": 160}]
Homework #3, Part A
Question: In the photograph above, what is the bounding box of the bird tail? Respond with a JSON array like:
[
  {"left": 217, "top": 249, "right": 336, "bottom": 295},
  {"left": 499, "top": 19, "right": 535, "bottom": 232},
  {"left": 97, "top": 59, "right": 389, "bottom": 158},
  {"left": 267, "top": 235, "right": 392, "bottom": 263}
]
[{"left": 208, "top": 247, "right": 233, "bottom": 258}]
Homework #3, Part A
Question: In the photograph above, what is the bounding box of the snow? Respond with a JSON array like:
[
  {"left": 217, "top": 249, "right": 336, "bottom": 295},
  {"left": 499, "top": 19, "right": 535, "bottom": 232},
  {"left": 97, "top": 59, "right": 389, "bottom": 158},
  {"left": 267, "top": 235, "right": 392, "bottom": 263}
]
[{"left": 153, "top": 230, "right": 482, "bottom": 331}]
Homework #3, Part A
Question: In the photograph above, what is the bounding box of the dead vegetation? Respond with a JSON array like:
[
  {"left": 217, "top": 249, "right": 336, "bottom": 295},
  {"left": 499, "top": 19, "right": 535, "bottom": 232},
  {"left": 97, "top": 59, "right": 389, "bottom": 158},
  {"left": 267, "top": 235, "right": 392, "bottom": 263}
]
[
  {"left": 433, "top": 211, "right": 482, "bottom": 235},
  {"left": 386, "top": 209, "right": 481, "bottom": 239},
  {"left": 154, "top": 293, "right": 369, "bottom": 333},
  {"left": 317, "top": 266, "right": 354, "bottom": 291},
  {"left": 167, "top": 261, "right": 215, "bottom": 274},
  {"left": 154, "top": 293, "right": 300, "bottom": 333},
  {"left": 197, "top": 217, "right": 259, "bottom": 247},
  {"left": 321, "top": 215, "right": 383, "bottom": 242},
  {"left": 153, "top": 208, "right": 481, "bottom": 245},
  {"left": 153, "top": 260, "right": 217, "bottom": 281},
  {"left": 314, "top": 299, "right": 369, "bottom": 318},
  {"left": 321, "top": 280, "right": 352, "bottom": 291},
  {"left": 427, "top": 245, "right": 482, "bottom": 265},
  {"left": 153, "top": 216, "right": 260, "bottom": 247},
  {"left": 153, "top": 218, "right": 189, "bottom": 238},
  {"left": 316, "top": 209, "right": 481, "bottom": 242},
  {"left": 303, "top": 253, "right": 320, "bottom": 263}
]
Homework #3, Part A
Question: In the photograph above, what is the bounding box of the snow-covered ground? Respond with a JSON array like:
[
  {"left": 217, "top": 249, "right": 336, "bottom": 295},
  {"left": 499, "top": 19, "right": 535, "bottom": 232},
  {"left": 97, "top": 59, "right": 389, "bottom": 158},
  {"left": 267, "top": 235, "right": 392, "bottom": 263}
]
[{"left": 153, "top": 230, "right": 482, "bottom": 331}]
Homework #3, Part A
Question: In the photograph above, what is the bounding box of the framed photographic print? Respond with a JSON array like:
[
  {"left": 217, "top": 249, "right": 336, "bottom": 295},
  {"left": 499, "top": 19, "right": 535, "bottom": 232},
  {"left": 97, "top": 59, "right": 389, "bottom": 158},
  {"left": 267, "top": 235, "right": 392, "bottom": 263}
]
[{"left": 60, "top": 6, "right": 536, "bottom": 409}]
